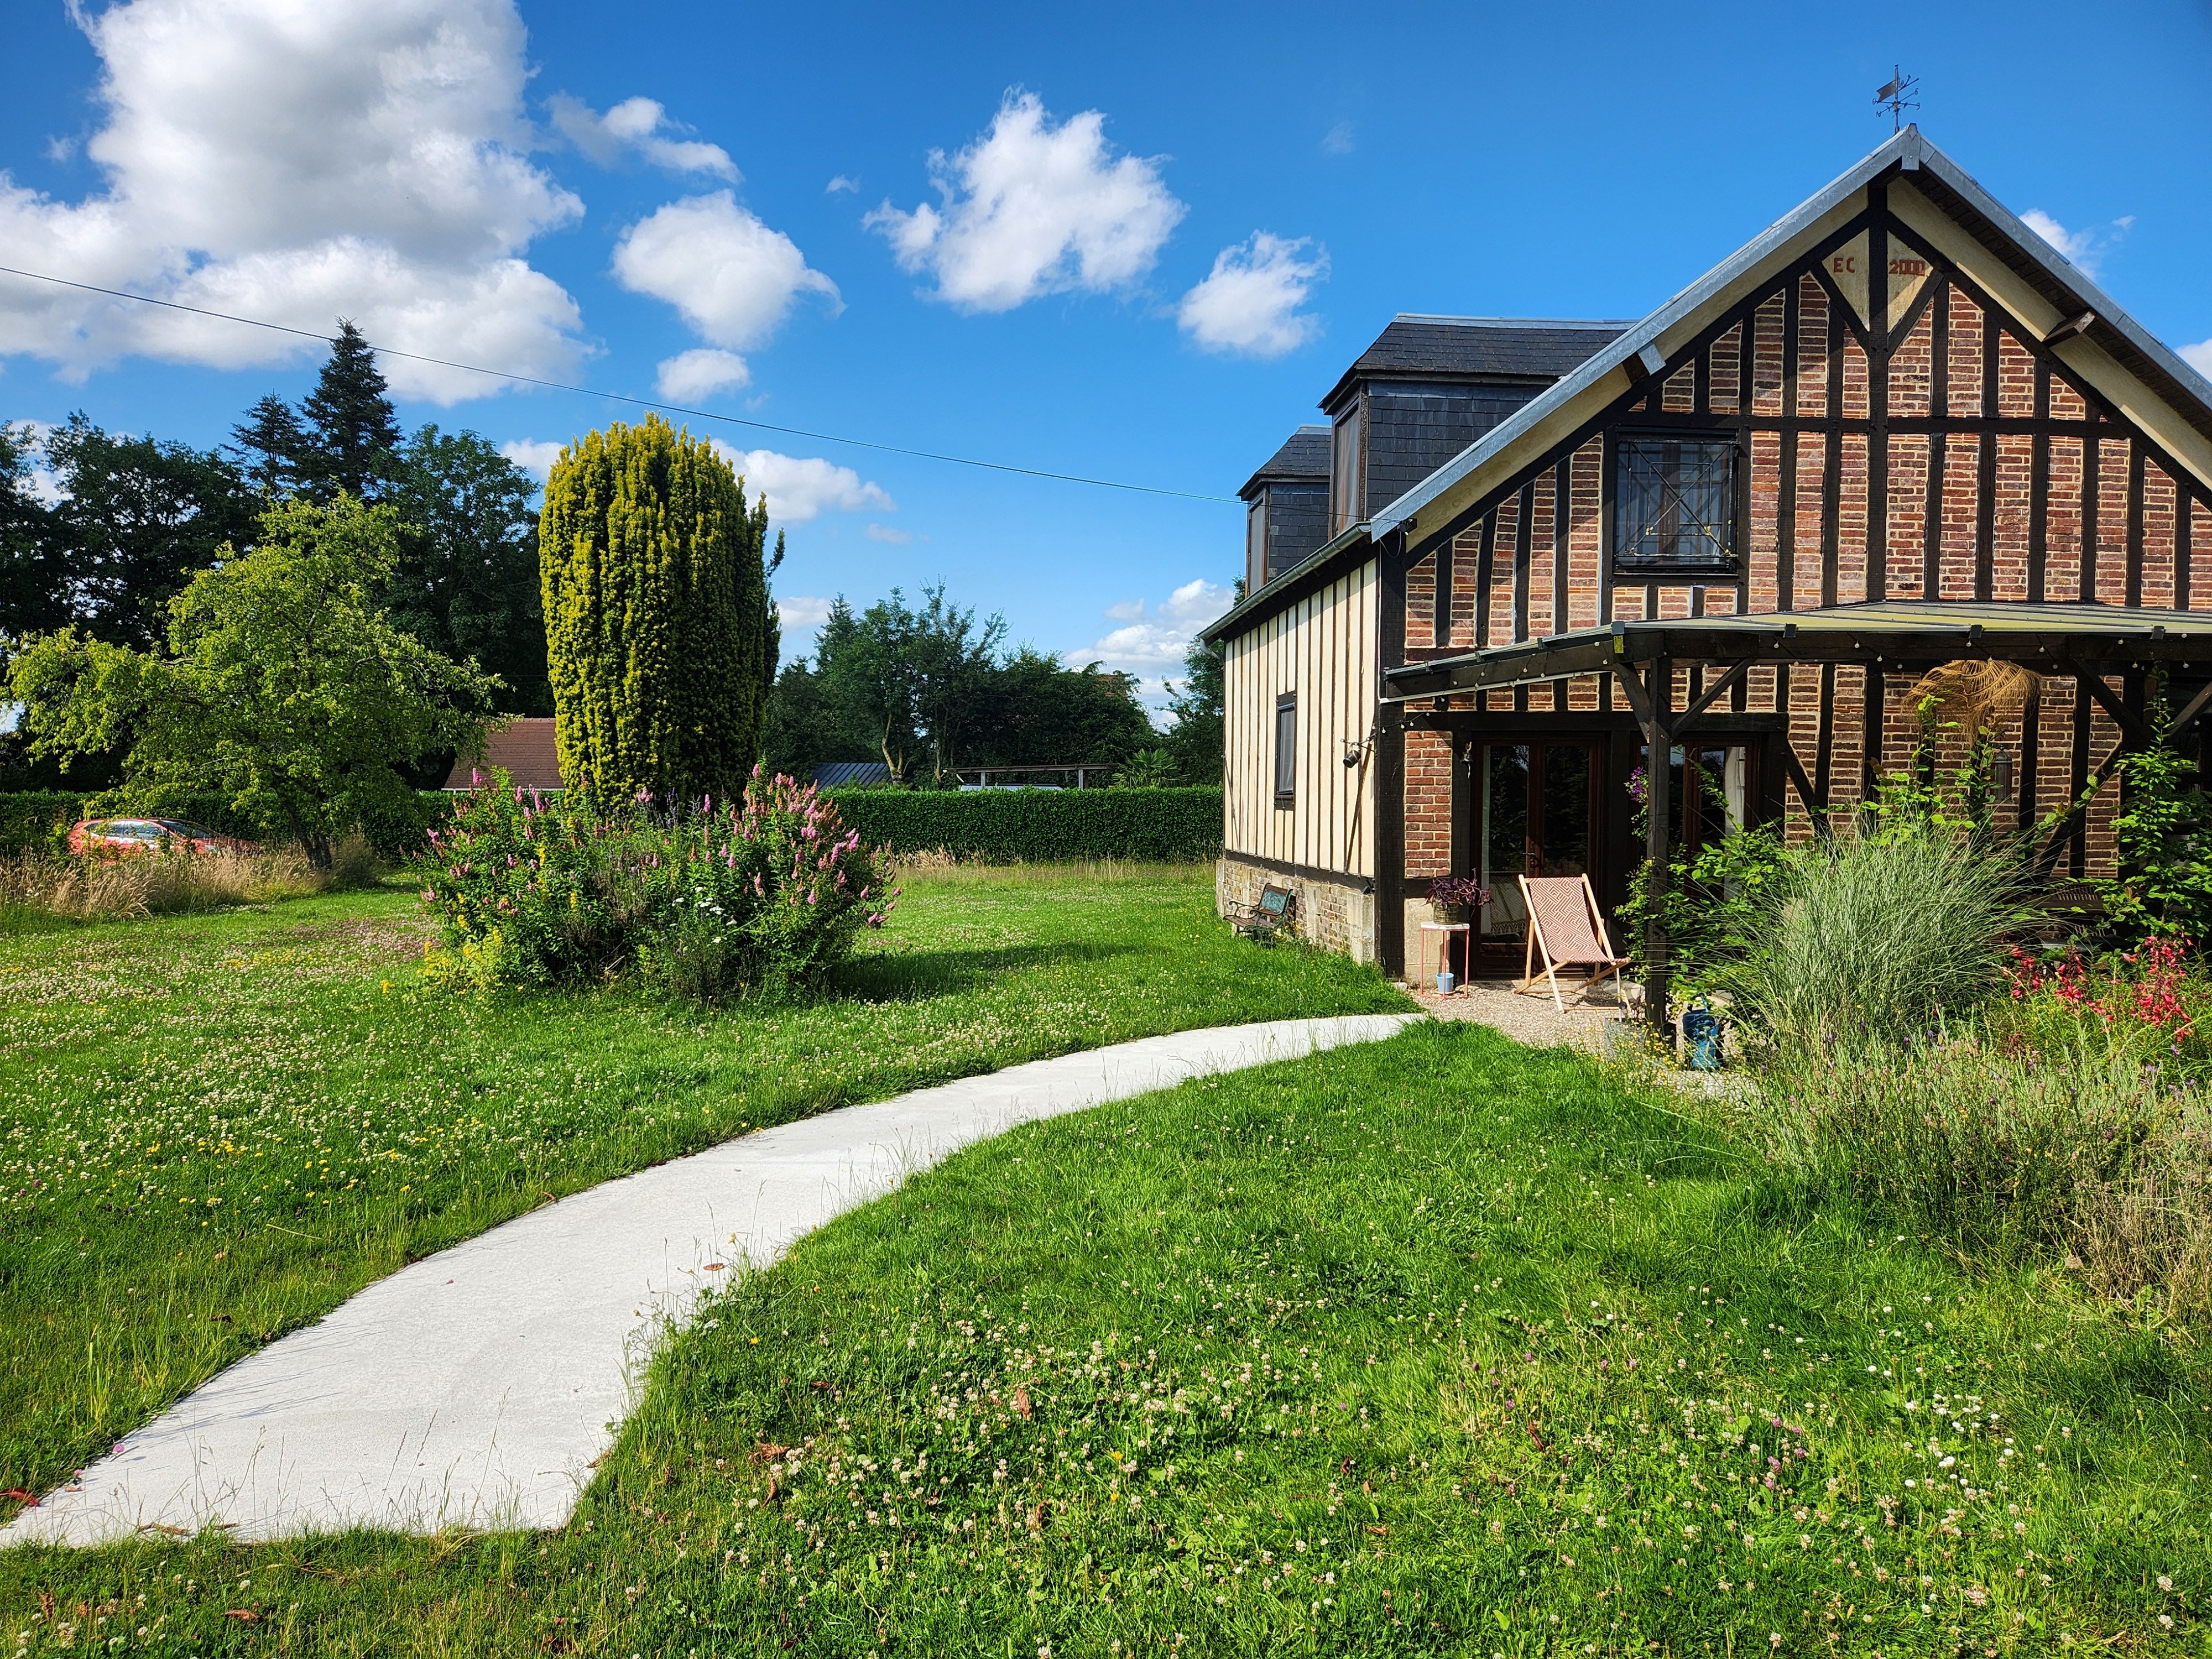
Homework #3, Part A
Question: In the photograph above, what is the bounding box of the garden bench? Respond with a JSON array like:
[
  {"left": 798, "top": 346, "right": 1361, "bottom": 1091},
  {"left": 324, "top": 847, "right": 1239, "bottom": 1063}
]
[{"left": 1230, "top": 883, "right": 1296, "bottom": 942}]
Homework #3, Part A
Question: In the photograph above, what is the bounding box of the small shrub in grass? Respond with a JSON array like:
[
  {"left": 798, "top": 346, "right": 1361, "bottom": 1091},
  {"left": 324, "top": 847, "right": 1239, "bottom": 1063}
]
[{"left": 415, "top": 769, "right": 894, "bottom": 1000}]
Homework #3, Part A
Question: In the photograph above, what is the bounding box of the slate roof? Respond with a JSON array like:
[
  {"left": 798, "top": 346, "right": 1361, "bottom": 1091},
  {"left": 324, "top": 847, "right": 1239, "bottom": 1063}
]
[
  {"left": 813, "top": 761, "right": 893, "bottom": 787},
  {"left": 1321, "top": 316, "right": 1633, "bottom": 411},
  {"left": 445, "top": 717, "right": 562, "bottom": 790},
  {"left": 1239, "top": 425, "right": 1332, "bottom": 499}
]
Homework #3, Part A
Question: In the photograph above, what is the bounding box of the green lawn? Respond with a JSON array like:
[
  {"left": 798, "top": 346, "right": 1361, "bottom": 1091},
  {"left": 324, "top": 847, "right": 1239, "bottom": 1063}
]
[
  {"left": 6, "top": 1019, "right": 2205, "bottom": 1655},
  {"left": 0, "top": 865, "right": 1406, "bottom": 1518}
]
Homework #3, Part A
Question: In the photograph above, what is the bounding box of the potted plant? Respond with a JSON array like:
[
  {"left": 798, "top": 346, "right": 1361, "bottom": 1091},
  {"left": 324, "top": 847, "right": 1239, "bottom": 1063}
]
[{"left": 1424, "top": 874, "right": 1490, "bottom": 992}]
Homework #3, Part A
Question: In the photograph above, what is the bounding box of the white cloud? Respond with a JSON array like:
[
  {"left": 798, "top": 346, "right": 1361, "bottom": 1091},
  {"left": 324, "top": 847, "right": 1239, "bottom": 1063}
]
[
  {"left": 1162, "top": 577, "right": 1232, "bottom": 622},
  {"left": 826, "top": 174, "right": 859, "bottom": 195},
  {"left": 2022, "top": 207, "right": 2134, "bottom": 278},
  {"left": 867, "top": 91, "right": 1185, "bottom": 312},
  {"left": 1065, "top": 578, "right": 1232, "bottom": 703},
  {"left": 864, "top": 523, "right": 912, "bottom": 544},
  {"left": 655, "top": 347, "right": 751, "bottom": 401},
  {"left": 547, "top": 94, "right": 736, "bottom": 179},
  {"left": 499, "top": 437, "right": 564, "bottom": 479},
  {"left": 1321, "top": 120, "right": 1355, "bottom": 156},
  {"left": 2179, "top": 340, "right": 2212, "bottom": 379},
  {"left": 707, "top": 440, "right": 893, "bottom": 523},
  {"left": 0, "top": 0, "right": 589, "bottom": 403},
  {"left": 612, "top": 191, "right": 839, "bottom": 350},
  {"left": 1178, "top": 233, "right": 1326, "bottom": 359}
]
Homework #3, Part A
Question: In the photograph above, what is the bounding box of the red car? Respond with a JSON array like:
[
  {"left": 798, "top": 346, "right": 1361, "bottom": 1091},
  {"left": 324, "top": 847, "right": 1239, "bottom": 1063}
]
[{"left": 67, "top": 818, "right": 259, "bottom": 858}]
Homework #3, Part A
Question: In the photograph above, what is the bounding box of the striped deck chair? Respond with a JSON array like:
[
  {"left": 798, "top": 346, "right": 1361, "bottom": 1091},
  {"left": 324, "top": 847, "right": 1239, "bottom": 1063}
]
[{"left": 1515, "top": 874, "right": 1630, "bottom": 1013}]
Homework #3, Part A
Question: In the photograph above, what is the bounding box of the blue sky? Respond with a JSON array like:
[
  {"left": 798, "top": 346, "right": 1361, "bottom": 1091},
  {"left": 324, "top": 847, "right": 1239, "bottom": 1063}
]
[{"left": 4, "top": 1, "right": 2209, "bottom": 713}]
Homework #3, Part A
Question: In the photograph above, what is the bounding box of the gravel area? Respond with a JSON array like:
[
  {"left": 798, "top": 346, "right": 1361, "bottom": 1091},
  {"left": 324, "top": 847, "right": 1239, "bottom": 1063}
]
[{"left": 1409, "top": 975, "right": 1638, "bottom": 1056}]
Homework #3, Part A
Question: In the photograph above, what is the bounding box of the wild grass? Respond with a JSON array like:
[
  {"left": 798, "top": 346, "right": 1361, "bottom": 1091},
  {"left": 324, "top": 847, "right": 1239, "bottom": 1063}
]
[
  {"left": 1744, "top": 1035, "right": 2212, "bottom": 1324},
  {"left": 4, "top": 1022, "right": 2201, "bottom": 1653},
  {"left": 1717, "top": 826, "right": 2036, "bottom": 1056},
  {"left": 0, "top": 869, "right": 1404, "bottom": 1519},
  {"left": 0, "top": 836, "right": 379, "bottom": 927}
]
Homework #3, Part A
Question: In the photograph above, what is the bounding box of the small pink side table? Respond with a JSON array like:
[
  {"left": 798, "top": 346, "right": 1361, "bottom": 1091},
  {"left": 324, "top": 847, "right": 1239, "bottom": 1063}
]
[{"left": 1419, "top": 921, "right": 1472, "bottom": 992}]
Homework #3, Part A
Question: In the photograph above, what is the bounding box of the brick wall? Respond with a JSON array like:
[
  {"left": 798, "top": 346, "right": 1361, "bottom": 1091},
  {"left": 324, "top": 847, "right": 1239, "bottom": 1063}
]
[
  {"left": 1396, "top": 229, "right": 2205, "bottom": 911},
  {"left": 1216, "top": 857, "right": 1376, "bottom": 964}
]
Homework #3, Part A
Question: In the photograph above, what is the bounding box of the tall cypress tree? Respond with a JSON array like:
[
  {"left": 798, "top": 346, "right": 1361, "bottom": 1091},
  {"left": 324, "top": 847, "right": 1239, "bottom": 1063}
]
[
  {"left": 540, "top": 417, "right": 770, "bottom": 802},
  {"left": 300, "top": 321, "right": 403, "bottom": 502}
]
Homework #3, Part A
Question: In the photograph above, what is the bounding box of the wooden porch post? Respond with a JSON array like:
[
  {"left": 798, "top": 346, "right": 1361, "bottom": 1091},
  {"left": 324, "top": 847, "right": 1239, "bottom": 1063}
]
[{"left": 1641, "top": 656, "right": 1673, "bottom": 1036}]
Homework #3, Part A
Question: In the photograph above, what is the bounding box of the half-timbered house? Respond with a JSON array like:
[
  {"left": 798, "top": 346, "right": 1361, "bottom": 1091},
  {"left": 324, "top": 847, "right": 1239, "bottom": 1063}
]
[{"left": 1207, "top": 128, "right": 2212, "bottom": 1025}]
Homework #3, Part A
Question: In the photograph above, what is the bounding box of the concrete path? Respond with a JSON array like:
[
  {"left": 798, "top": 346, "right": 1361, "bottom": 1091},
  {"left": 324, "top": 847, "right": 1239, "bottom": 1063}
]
[{"left": 5, "top": 1014, "right": 1416, "bottom": 1548}]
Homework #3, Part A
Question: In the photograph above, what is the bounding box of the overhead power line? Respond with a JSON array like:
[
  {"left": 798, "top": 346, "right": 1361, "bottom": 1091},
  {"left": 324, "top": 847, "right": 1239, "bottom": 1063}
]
[{"left": 0, "top": 263, "right": 1236, "bottom": 504}]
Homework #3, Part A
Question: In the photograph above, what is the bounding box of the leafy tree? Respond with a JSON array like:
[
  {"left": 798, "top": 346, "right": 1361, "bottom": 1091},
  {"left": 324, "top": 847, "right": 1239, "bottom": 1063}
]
[
  {"left": 906, "top": 586, "right": 1005, "bottom": 785},
  {"left": 983, "top": 649, "right": 1154, "bottom": 770},
  {"left": 761, "top": 656, "right": 875, "bottom": 779},
  {"left": 300, "top": 321, "right": 404, "bottom": 501},
  {"left": 6, "top": 496, "right": 497, "bottom": 869},
  {"left": 540, "top": 418, "right": 771, "bottom": 803},
  {"left": 37, "top": 415, "right": 260, "bottom": 649},
  {"left": 386, "top": 425, "right": 550, "bottom": 714},
  {"left": 814, "top": 596, "right": 920, "bottom": 782},
  {"left": 0, "top": 421, "right": 65, "bottom": 643},
  {"left": 1162, "top": 578, "right": 1237, "bottom": 786}
]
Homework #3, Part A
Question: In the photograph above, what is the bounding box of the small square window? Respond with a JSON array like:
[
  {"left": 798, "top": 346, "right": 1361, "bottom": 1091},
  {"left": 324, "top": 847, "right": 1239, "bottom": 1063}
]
[
  {"left": 1614, "top": 434, "right": 1739, "bottom": 572},
  {"left": 1274, "top": 695, "right": 1297, "bottom": 806}
]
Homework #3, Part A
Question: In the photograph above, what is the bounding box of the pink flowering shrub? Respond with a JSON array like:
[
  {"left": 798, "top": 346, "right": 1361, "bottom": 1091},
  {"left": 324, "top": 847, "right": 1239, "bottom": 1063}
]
[{"left": 414, "top": 766, "right": 895, "bottom": 1000}]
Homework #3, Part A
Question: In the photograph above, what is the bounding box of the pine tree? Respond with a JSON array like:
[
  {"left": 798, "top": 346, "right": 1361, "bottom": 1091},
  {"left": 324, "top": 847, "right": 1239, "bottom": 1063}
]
[
  {"left": 540, "top": 417, "right": 770, "bottom": 802},
  {"left": 230, "top": 394, "right": 314, "bottom": 496},
  {"left": 300, "top": 321, "right": 403, "bottom": 502}
]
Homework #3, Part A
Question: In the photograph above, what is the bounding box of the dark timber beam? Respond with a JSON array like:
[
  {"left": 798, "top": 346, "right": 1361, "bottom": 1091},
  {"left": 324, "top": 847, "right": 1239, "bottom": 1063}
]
[
  {"left": 1613, "top": 657, "right": 1675, "bottom": 1036},
  {"left": 1674, "top": 659, "right": 1754, "bottom": 732}
]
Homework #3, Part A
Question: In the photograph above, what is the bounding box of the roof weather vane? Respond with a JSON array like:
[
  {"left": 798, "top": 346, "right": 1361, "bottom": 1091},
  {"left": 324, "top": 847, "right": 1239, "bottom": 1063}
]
[{"left": 1874, "top": 65, "right": 1920, "bottom": 132}]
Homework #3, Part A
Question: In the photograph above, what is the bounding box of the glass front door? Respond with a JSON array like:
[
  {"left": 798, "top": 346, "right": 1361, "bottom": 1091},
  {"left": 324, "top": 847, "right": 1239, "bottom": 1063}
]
[{"left": 1478, "top": 742, "right": 1598, "bottom": 940}]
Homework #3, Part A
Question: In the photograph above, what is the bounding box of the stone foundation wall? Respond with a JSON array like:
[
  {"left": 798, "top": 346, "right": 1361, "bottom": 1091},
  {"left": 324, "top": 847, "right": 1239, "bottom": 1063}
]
[{"left": 1216, "top": 857, "right": 1376, "bottom": 964}]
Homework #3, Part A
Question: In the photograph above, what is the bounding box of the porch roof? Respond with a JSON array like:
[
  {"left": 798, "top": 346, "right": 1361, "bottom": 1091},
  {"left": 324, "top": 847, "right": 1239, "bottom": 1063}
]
[{"left": 1383, "top": 600, "right": 2212, "bottom": 702}]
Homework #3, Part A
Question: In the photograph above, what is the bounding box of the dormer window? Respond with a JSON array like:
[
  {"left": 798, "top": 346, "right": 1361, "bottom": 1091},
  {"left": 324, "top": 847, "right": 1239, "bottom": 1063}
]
[
  {"left": 1331, "top": 407, "right": 1364, "bottom": 534},
  {"left": 1614, "top": 433, "right": 1739, "bottom": 572},
  {"left": 1246, "top": 501, "right": 1268, "bottom": 591}
]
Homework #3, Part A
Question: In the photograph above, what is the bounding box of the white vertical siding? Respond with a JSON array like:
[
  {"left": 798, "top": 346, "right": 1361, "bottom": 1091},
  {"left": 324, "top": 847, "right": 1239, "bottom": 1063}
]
[{"left": 1220, "top": 559, "right": 1378, "bottom": 877}]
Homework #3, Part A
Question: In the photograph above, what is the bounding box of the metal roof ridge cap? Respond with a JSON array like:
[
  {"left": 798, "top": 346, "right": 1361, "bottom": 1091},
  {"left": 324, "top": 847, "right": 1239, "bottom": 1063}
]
[
  {"left": 1387, "top": 314, "right": 1640, "bottom": 328},
  {"left": 1907, "top": 140, "right": 2212, "bottom": 416},
  {"left": 1369, "top": 131, "right": 1923, "bottom": 539}
]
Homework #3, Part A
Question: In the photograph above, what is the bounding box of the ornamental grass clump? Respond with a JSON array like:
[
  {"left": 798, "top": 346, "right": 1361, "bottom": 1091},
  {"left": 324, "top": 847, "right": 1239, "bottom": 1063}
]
[
  {"left": 1714, "top": 822, "right": 2037, "bottom": 1059},
  {"left": 415, "top": 768, "right": 894, "bottom": 1001}
]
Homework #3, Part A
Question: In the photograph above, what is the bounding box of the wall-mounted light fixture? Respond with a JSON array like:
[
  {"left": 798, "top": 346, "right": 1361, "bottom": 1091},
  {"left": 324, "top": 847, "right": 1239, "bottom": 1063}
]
[{"left": 1992, "top": 747, "right": 2015, "bottom": 801}]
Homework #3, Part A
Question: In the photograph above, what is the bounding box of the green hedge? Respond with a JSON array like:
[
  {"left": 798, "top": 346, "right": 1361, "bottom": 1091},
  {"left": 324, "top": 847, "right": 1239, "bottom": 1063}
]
[
  {"left": 821, "top": 786, "right": 1222, "bottom": 864},
  {"left": 0, "top": 790, "right": 456, "bottom": 855},
  {"left": 1, "top": 785, "right": 1220, "bottom": 863}
]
